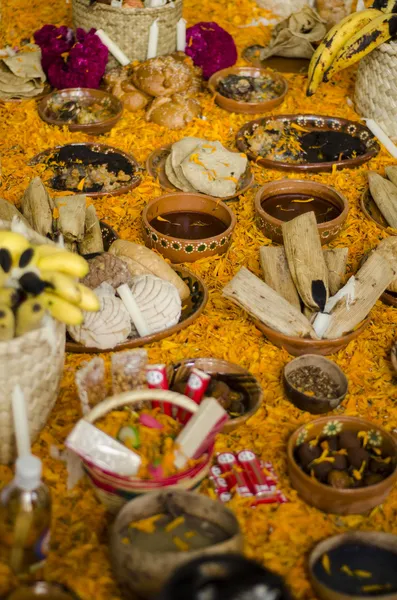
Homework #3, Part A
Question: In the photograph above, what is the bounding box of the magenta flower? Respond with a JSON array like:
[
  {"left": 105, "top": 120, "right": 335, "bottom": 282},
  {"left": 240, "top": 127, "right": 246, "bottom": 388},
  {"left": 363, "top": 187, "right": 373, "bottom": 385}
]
[{"left": 185, "top": 22, "right": 237, "bottom": 80}]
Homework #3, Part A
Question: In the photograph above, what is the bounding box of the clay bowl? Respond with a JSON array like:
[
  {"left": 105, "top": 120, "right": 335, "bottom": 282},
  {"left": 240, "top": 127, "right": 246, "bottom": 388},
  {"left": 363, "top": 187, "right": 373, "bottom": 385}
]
[
  {"left": 207, "top": 66, "right": 288, "bottom": 114},
  {"left": 145, "top": 144, "right": 254, "bottom": 201},
  {"left": 253, "top": 318, "right": 370, "bottom": 357},
  {"left": 110, "top": 490, "right": 243, "bottom": 599},
  {"left": 309, "top": 532, "right": 397, "bottom": 600},
  {"left": 142, "top": 192, "right": 236, "bottom": 263},
  {"left": 283, "top": 355, "right": 348, "bottom": 414},
  {"left": 255, "top": 179, "right": 348, "bottom": 245},
  {"left": 3, "top": 582, "right": 81, "bottom": 600},
  {"left": 38, "top": 88, "right": 123, "bottom": 135},
  {"left": 167, "top": 357, "right": 263, "bottom": 433},
  {"left": 287, "top": 416, "right": 397, "bottom": 514},
  {"left": 392, "top": 343, "right": 397, "bottom": 375}
]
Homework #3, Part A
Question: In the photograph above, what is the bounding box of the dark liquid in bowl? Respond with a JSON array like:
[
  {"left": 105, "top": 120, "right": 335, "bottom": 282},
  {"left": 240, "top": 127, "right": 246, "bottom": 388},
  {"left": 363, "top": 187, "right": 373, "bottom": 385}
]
[
  {"left": 261, "top": 194, "right": 340, "bottom": 223},
  {"left": 150, "top": 211, "right": 227, "bottom": 240}
]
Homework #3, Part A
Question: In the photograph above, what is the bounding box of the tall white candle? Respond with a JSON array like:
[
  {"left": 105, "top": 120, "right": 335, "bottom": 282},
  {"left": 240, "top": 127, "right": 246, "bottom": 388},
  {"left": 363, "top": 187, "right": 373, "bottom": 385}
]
[
  {"left": 95, "top": 29, "right": 130, "bottom": 67},
  {"left": 117, "top": 284, "right": 151, "bottom": 337},
  {"left": 12, "top": 385, "right": 31, "bottom": 458},
  {"left": 176, "top": 18, "right": 186, "bottom": 52},
  {"left": 364, "top": 118, "right": 397, "bottom": 159},
  {"left": 147, "top": 19, "right": 159, "bottom": 59}
]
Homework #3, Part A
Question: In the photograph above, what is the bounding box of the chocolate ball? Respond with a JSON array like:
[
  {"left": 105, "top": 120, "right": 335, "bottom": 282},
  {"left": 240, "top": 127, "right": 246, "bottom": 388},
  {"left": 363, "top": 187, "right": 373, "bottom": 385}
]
[
  {"left": 312, "top": 461, "right": 333, "bottom": 482},
  {"left": 339, "top": 431, "right": 360, "bottom": 449},
  {"left": 332, "top": 454, "right": 348, "bottom": 471},
  {"left": 321, "top": 436, "right": 339, "bottom": 452},
  {"left": 328, "top": 470, "right": 352, "bottom": 489},
  {"left": 347, "top": 447, "right": 370, "bottom": 469},
  {"left": 297, "top": 443, "right": 322, "bottom": 469},
  {"left": 363, "top": 473, "right": 385, "bottom": 487},
  {"left": 369, "top": 458, "right": 394, "bottom": 476}
]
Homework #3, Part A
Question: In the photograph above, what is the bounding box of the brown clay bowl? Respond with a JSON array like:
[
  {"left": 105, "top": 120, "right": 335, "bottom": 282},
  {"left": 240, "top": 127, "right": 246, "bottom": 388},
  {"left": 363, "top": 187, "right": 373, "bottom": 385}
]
[
  {"left": 392, "top": 343, "right": 397, "bottom": 375},
  {"left": 3, "top": 582, "right": 81, "bottom": 600},
  {"left": 236, "top": 114, "right": 379, "bottom": 173},
  {"left": 145, "top": 144, "right": 254, "bottom": 201},
  {"left": 167, "top": 357, "right": 263, "bottom": 433},
  {"left": 110, "top": 490, "right": 243, "bottom": 598},
  {"left": 38, "top": 88, "right": 123, "bottom": 135},
  {"left": 255, "top": 179, "right": 348, "bottom": 245},
  {"left": 142, "top": 192, "right": 236, "bottom": 263},
  {"left": 283, "top": 354, "right": 348, "bottom": 414},
  {"left": 253, "top": 318, "right": 370, "bottom": 357},
  {"left": 207, "top": 66, "right": 288, "bottom": 114},
  {"left": 309, "top": 532, "right": 397, "bottom": 600},
  {"left": 287, "top": 415, "right": 397, "bottom": 514}
]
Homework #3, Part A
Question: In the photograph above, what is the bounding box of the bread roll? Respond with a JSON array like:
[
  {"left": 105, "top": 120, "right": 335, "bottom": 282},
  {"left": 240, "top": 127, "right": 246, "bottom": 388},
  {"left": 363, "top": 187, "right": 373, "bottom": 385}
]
[
  {"left": 146, "top": 95, "right": 200, "bottom": 130},
  {"left": 132, "top": 56, "right": 192, "bottom": 97}
]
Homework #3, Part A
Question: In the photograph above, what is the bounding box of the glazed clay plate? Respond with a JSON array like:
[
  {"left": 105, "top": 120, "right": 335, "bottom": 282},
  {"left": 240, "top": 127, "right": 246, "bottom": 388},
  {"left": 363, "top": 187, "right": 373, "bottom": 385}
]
[
  {"left": 146, "top": 144, "right": 254, "bottom": 201},
  {"left": 242, "top": 45, "right": 310, "bottom": 74},
  {"left": 236, "top": 114, "right": 379, "bottom": 173},
  {"left": 28, "top": 143, "right": 142, "bottom": 198},
  {"left": 65, "top": 266, "right": 209, "bottom": 353}
]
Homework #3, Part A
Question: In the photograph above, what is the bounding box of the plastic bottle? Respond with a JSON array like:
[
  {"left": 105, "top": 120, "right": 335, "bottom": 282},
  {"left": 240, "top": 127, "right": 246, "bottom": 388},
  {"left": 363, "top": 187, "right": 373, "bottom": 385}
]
[{"left": 0, "top": 455, "right": 51, "bottom": 577}]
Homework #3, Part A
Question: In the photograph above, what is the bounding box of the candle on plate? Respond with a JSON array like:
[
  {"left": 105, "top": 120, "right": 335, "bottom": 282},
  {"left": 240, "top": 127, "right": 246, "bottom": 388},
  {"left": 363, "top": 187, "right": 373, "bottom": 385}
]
[
  {"left": 176, "top": 18, "right": 186, "bottom": 52},
  {"left": 364, "top": 118, "right": 397, "bottom": 159},
  {"left": 12, "top": 385, "right": 31, "bottom": 457},
  {"left": 95, "top": 29, "right": 130, "bottom": 66},
  {"left": 147, "top": 19, "right": 159, "bottom": 59}
]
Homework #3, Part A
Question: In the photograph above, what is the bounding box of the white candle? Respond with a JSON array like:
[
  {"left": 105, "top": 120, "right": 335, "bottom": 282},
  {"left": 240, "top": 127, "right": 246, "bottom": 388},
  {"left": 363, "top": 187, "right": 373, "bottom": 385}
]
[
  {"left": 147, "top": 19, "right": 159, "bottom": 59},
  {"left": 117, "top": 284, "right": 151, "bottom": 337},
  {"left": 356, "top": 0, "right": 365, "bottom": 11},
  {"left": 145, "top": 0, "right": 166, "bottom": 6},
  {"left": 176, "top": 18, "right": 186, "bottom": 52},
  {"left": 364, "top": 118, "right": 397, "bottom": 159},
  {"left": 95, "top": 29, "right": 130, "bottom": 67},
  {"left": 12, "top": 385, "right": 31, "bottom": 458}
]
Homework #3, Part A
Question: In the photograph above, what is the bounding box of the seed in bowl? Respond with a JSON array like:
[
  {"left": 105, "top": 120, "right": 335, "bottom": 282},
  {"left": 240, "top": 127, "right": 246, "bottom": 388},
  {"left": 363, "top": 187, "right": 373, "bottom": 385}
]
[{"left": 287, "top": 365, "right": 340, "bottom": 399}]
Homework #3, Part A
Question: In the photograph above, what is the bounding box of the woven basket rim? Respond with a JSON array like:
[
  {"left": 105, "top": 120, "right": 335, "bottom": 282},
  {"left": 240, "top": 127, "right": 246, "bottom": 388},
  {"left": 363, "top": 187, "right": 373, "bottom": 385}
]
[
  {"left": 0, "top": 319, "right": 64, "bottom": 352},
  {"left": 75, "top": 0, "right": 182, "bottom": 14}
]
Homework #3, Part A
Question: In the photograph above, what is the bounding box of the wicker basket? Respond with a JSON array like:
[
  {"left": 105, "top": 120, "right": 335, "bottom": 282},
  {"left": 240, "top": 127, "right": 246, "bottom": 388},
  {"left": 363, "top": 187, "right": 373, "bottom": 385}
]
[
  {"left": 355, "top": 40, "right": 397, "bottom": 140},
  {"left": 0, "top": 321, "right": 65, "bottom": 465},
  {"left": 72, "top": 0, "right": 183, "bottom": 65}
]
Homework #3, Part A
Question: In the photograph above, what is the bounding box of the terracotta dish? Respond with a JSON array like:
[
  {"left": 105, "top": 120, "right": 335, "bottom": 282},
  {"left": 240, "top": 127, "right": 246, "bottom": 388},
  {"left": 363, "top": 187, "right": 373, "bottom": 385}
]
[
  {"left": 4, "top": 582, "right": 81, "bottom": 600},
  {"left": 255, "top": 179, "right": 349, "bottom": 244},
  {"left": 253, "top": 318, "right": 369, "bottom": 357},
  {"left": 242, "top": 45, "right": 310, "bottom": 74},
  {"left": 142, "top": 192, "right": 236, "bottom": 263},
  {"left": 360, "top": 188, "right": 393, "bottom": 232},
  {"left": 38, "top": 88, "right": 123, "bottom": 135},
  {"left": 309, "top": 532, "right": 397, "bottom": 600},
  {"left": 65, "top": 266, "right": 208, "bottom": 353},
  {"left": 167, "top": 357, "right": 263, "bottom": 433},
  {"left": 146, "top": 144, "right": 254, "bottom": 201},
  {"left": 287, "top": 416, "right": 397, "bottom": 514},
  {"left": 283, "top": 355, "right": 348, "bottom": 414},
  {"left": 207, "top": 66, "right": 288, "bottom": 114},
  {"left": 236, "top": 114, "right": 379, "bottom": 173}
]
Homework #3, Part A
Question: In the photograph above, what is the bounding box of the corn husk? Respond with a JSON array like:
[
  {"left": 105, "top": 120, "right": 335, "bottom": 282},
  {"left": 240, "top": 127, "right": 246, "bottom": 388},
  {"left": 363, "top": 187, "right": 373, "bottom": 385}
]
[
  {"left": 368, "top": 171, "right": 397, "bottom": 230},
  {"left": 259, "top": 246, "right": 301, "bottom": 310},
  {"left": 373, "top": 237, "right": 397, "bottom": 293},
  {"left": 323, "top": 248, "right": 348, "bottom": 295},
  {"left": 21, "top": 177, "right": 54, "bottom": 237},
  {"left": 323, "top": 252, "right": 396, "bottom": 339},
  {"left": 54, "top": 195, "right": 86, "bottom": 243},
  {"left": 385, "top": 166, "right": 397, "bottom": 188},
  {"left": 78, "top": 205, "right": 104, "bottom": 255},
  {"left": 0, "top": 198, "right": 30, "bottom": 228},
  {"left": 283, "top": 211, "right": 329, "bottom": 311},
  {"left": 222, "top": 267, "right": 317, "bottom": 338}
]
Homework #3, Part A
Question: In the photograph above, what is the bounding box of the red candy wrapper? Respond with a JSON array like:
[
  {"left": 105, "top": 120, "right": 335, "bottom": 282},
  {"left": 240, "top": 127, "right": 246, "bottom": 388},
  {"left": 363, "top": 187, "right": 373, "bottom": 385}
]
[
  {"left": 177, "top": 368, "right": 211, "bottom": 423},
  {"left": 237, "top": 450, "right": 272, "bottom": 497},
  {"left": 146, "top": 364, "right": 171, "bottom": 415}
]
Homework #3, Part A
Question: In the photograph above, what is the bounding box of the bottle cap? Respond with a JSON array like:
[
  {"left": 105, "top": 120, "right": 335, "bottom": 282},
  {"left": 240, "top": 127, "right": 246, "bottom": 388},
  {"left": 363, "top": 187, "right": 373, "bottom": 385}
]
[{"left": 15, "top": 454, "right": 42, "bottom": 491}]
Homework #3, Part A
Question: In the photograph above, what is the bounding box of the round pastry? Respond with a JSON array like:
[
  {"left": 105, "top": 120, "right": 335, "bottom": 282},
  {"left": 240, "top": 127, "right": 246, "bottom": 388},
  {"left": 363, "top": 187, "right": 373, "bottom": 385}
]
[
  {"left": 132, "top": 55, "right": 192, "bottom": 97},
  {"left": 120, "top": 79, "right": 150, "bottom": 111},
  {"left": 146, "top": 94, "right": 200, "bottom": 129}
]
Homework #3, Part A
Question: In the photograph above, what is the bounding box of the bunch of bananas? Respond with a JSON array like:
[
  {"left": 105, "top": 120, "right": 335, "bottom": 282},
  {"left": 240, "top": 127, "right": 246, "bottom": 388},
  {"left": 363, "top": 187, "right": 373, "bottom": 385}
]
[
  {"left": 307, "top": 0, "right": 397, "bottom": 96},
  {"left": 0, "top": 231, "right": 99, "bottom": 342}
]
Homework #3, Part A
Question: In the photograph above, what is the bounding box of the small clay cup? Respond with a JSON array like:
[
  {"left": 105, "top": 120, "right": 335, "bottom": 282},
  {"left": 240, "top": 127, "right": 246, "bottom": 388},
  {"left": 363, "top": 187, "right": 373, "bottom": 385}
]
[
  {"left": 38, "top": 88, "right": 123, "bottom": 135},
  {"left": 110, "top": 490, "right": 243, "bottom": 598},
  {"left": 208, "top": 66, "right": 288, "bottom": 114},
  {"left": 142, "top": 193, "right": 236, "bottom": 263},
  {"left": 255, "top": 180, "right": 349, "bottom": 245},
  {"left": 287, "top": 416, "right": 397, "bottom": 514},
  {"left": 308, "top": 531, "right": 397, "bottom": 600},
  {"left": 283, "top": 355, "right": 348, "bottom": 414}
]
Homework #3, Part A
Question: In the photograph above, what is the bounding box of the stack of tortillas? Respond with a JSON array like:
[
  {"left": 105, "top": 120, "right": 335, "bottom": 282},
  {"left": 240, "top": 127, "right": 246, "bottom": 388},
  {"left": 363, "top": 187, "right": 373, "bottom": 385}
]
[
  {"left": 0, "top": 45, "right": 46, "bottom": 100},
  {"left": 165, "top": 137, "right": 248, "bottom": 198}
]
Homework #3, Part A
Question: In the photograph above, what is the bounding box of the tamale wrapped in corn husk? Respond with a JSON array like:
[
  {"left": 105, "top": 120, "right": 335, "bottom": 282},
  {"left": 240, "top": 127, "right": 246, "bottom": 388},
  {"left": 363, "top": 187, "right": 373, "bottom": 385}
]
[
  {"left": 323, "top": 252, "right": 396, "bottom": 340},
  {"left": 222, "top": 267, "right": 317, "bottom": 338},
  {"left": 54, "top": 195, "right": 86, "bottom": 243},
  {"left": 385, "top": 166, "right": 397, "bottom": 188},
  {"left": 368, "top": 171, "right": 397, "bottom": 229},
  {"left": 0, "top": 198, "right": 31, "bottom": 228},
  {"left": 323, "top": 248, "right": 348, "bottom": 295},
  {"left": 373, "top": 237, "right": 397, "bottom": 292},
  {"left": 64, "top": 241, "right": 78, "bottom": 253},
  {"left": 259, "top": 246, "right": 301, "bottom": 310},
  {"left": 21, "top": 177, "right": 54, "bottom": 237},
  {"left": 283, "top": 211, "right": 329, "bottom": 312},
  {"left": 78, "top": 205, "right": 104, "bottom": 255}
]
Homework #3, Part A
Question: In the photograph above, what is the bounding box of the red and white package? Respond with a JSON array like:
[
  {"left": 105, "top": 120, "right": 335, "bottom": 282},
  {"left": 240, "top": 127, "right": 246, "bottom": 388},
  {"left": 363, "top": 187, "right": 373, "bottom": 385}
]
[
  {"left": 177, "top": 368, "right": 211, "bottom": 423},
  {"left": 237, "top": 450, "right": 272, "bottom": 497},
  {"left": 146, "top": 364, "right": 171, "bottom": 415}
]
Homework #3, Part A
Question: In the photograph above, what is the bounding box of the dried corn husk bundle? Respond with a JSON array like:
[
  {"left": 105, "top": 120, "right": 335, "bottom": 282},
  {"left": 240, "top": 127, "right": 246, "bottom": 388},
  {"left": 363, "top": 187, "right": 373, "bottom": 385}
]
[
  {"left": 223, "top": 267, "right": 316, "bottom": 338},
  {"left": 0, "top": 198, "right": 31, "bottom": 227},
  {"left": 21, "top": 177, "right": 54, "bottom": 237},
  {"left": 259, "top": 246, "right": 301, "bottom": 310},
  {"left": 78, "top": 205, "right": 104, "bottom": 255},
  {"left": 385, "top": 166, "right": 397, "bottom": 188},
  {"left": 368, "top": 171, "right": 397, "bottom": 230},
  {"left": 283, "top": 212, "right": 329, "bottom": 312},
  {"left": 323, "top": 248, "right": 348, "bottom": 295},
  {"left": 372, "top": 237, "right": 397, "bottom": 292},
  {"left": 54, "top": 195, "right": 86, "bottom": 243}
]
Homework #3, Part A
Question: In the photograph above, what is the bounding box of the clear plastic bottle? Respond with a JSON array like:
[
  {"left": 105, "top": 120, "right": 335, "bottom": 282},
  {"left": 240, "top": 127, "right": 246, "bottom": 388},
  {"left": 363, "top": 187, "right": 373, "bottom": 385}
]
[{"left": 0, "top": 455, "right": 51, "bottom": 577}]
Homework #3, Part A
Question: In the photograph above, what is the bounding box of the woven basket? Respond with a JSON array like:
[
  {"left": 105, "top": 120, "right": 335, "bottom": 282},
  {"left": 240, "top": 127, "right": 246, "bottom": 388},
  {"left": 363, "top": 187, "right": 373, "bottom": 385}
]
[
  {"left": 72, "top": 0, "right": 183, "bottom": 65},
  {"left": 0, "top": 321, "right": 65, "bottom": 465},
  {"left": 355, "top": 40, "right": 397, "bottom": 140}
]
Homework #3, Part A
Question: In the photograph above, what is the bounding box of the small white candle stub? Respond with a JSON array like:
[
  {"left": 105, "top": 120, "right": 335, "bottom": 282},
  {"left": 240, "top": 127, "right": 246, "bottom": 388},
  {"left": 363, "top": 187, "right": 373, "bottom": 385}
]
[
  {"left": 364, "top": 119, "right": 397, "bottom": 159},
  {"left": 12, "top": 385, "right": 31, "bottom": 458},
  {"left": 117, "top": 284, "right": 151, "bottom": 337},
  {"left": 147, "top": 19, "right": 159, "bottom": 59},
  {"left": 95, "top": 29, "right": 130, "bottom": 67},
  {"left": 176, "top": 18, "right": 186, "bottom": 52}
]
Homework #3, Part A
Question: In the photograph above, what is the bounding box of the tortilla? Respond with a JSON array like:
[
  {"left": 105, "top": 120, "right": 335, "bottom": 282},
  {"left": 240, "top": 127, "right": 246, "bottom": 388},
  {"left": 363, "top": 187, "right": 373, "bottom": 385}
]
[
  {"left": 165, "top": 154, "right": 185, "bottom": 190},
  {"left": 170, "top": 137, "right": 202, "bottom": 192}
]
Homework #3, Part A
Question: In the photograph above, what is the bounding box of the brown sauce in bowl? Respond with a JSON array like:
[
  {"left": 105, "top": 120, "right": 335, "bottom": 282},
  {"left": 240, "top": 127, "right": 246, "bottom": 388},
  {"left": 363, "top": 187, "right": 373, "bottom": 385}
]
[
  {"left": 261, "top": 194, "right": 341, "bottom": 223},
  {"left": 150, "top": 211, "right": 227, "bottom": 240}
]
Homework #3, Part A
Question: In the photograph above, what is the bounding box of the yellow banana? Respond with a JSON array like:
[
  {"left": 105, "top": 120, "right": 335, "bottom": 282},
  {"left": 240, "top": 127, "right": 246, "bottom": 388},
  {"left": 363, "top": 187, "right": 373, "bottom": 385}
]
[
  {"left": 0, "top": 304, "right": 15, "bottom": 341},
  {"left": 37, "top": 251, "right": 89, "bottom": 279},
  {"left": 40, "top": 270, "right": 82, "bottom": 305},
  {"left": 0, "top": 231, "right": 30, "bottom": 264},
  {"left": 40, "top": 291, "right": 84, "bottom": 326},
  {"left": 324, "top": 12, "right": 397, "bottom": 82},
  {"left": 76, "top": 284, "right": 100, "bottom": 312},
  {"left": 306, "top": 8, "right": 382, "bottom": 96},
  {"left": 33, "top": 244, "right": 67, "bottom": 259},
  {"left": 371, "top": 0, "right": 397, "bottom": 12},
  {"left": 15, "top": 298, "right": 46, "bottom": 337},
  {"left": 0, "top": 288, "right": 20, "bottom": 307}
]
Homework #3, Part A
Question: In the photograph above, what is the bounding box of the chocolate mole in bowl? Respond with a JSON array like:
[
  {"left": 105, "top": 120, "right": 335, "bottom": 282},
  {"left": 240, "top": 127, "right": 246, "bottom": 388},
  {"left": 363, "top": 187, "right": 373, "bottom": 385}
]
[
  {"left": 150, "top": 211, "right": 227, "bottom": 240},
  {"left": 261, "top": 193, "right": 341, "bottom": 223}
]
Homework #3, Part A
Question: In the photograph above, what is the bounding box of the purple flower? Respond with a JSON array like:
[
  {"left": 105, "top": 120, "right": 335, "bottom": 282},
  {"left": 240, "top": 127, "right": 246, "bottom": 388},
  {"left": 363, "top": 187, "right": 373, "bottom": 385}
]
[{"left": 185, "top": 22, "right": 237, "bottom": 80}]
